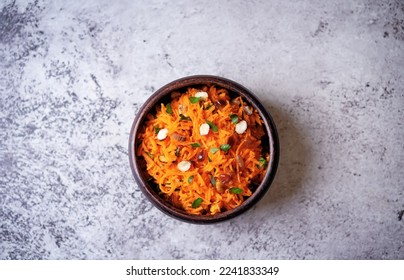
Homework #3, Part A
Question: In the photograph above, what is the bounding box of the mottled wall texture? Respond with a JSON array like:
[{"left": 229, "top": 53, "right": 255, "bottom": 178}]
[{"left": 1, "top": 0, "right": 403, "bottom": 259}]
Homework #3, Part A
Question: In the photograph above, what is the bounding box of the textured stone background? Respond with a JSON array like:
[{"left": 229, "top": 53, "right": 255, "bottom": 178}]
[{"left": 0, "top": 0, "right": 403, "bottom": 259}]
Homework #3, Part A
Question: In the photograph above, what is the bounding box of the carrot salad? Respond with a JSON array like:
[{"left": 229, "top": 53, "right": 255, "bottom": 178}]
[{"left": 136, "top": 85, "right": 269, "bottom": 215}]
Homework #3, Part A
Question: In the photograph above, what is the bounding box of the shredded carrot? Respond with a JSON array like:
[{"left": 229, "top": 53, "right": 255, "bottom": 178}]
[{"left": 136, "top": 85, "right": 269, "bottom": 215}]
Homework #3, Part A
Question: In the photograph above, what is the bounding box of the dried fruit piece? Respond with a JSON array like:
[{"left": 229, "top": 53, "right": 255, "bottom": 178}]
[
  {"left": 235, "top": 155, "right": 245, "bottom": 170},
  {"left": 197, "top": 150, "right": 206, "bottom": 161},
  {"left": 218, "top": 173, "right": 232, "bottom": 184},
  {"left": 172, "top": 133, "right": 186, "bottom": 142}
]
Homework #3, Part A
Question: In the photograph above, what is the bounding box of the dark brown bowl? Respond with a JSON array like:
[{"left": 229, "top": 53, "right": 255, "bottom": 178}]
[{"left": 128, "top": 75, "right": 279, "bottom": 224}]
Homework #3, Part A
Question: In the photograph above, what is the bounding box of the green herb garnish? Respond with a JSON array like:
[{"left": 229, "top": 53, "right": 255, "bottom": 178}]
[
  {"left": 189, "top": 97, "right": 201, "bottom": 104},
  {"left": 257, "top": 156, "right": 267, "bottom": 168},
  {"left": 179, "top": 114, "right": 191, "bottom": 121},
  {"left": 154, "top": 126, "right": 161, "bottom": 134},
  {"left": 220, "top": 144, "right": 231, "bottom": 152},
  {"left": 210, "top": 147, "right": 219, "bottom": 154},
  {"left": 188, "top": 176, "right": 194, "bottom": 184},
  {"left": 192, "top": 198, "right": 203, "bottom": 208},
  {"left": 206, "top": 120, "right": 218, "bottom": 132},
  {"left": 145, "top": 152, "right": 154, "bottom": 159},
  {"left": 229, "top": 114, "right": 238, "bottom": 124},
  {"left": 210, "top": 175, "right": 216, "bottom": 186},
  {"left": 204, "top": 104, "right": 213, "bottom": 110},
  {"left": 230, "top": 187, "right": 243, "bottom": 194},
  {"left": 166, "top": 103, "right": 173, "bottom": 114},
  {"left": 191, "top": 142, "right": 201, "bottom": 148}
]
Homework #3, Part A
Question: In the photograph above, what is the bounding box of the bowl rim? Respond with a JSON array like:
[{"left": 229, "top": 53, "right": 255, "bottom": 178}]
[{"left": 128, "top": 75, "right": 279, "bottom": 224}]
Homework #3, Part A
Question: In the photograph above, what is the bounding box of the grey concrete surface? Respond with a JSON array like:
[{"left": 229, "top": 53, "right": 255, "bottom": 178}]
[{"left": 0, "top": 0, "right": 403, "bottom": 259}]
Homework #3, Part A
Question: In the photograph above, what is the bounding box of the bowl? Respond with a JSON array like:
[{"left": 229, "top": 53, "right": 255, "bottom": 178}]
[{"left": 129, "top": 75, "right": 279, "bottom": 224}]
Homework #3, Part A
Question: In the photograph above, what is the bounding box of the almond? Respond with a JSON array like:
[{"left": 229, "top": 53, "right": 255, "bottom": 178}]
[
  {"left": 157, "top": 128, "right": 168, "bottom": 140},
  {"left": 177, "top": 161, "right": 191, "bottom": 172},
  {"left": 195, "top": 91, "right": 208, "bottom": 100},
  {"left": 235, "top": 120, "right": 247, "bottom": 134},
  {"left": 199, "top": 123, "right": 210, "bottom": 136}
]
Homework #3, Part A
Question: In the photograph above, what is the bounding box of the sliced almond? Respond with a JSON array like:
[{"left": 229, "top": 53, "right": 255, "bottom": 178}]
[
  {"left": 231, "top": 98, "right": 241, "bottom": 105},
  {"left": 157, "top": 128, "right": 168, "bottom": 140},
  {"left": 199, "top": 123, "right": 210, "bottom": 136},
  {"left": 195, "top": 91, "right": 208, "bottom": 100},
  {"left": 159, "top": 155, "right": 168, "bottom": 162},
  {"left": 177, "top": 160, "right": 191, "bottom": 172},
  {"left": 243, "top": 106, "right": 253, "bottom": 115},
  {"left": 178, "top": 104, "right": 187, "bottom": 115},
  {"left": 235, "top": 120, "right": 247, "bottom": 134}
]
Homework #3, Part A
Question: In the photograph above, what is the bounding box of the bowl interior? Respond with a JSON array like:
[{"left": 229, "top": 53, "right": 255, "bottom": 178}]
[{"left": 129, "top": 75, "right": 279, "bottom": 224}]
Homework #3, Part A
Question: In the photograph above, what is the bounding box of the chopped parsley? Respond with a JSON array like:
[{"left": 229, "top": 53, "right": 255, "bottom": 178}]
[
  {"left": 257, "top": 156, "right": 267, "bottom": 168},
  {"left": 166, "top": 103, "right": 173, "bottom": 114},
  {"left": 189, "top": 97, "right": 201, "bottom": 104},
  {"left": 192, "top": 198, "right": 203, "bottom": 208},
  {"left": 191, "top": 143, "right": 201, "bottom": 148},
  {"left": 210, "top": 175, "right": 216, "bottom": 186},
  {"left": 179, "top": 114, "right": 191, "bottom": 121},
  {"left": 206, "top": 120, "right": 218, "bottom": 132},
  {"left": 230, "top": 187, "right": 243, "bottom": 194},
  {"left": 220, "top": 144, "right": 231, "bottom": 152},
  {"left": 229, "top": 114, "right": 238, "bottom": 124}
]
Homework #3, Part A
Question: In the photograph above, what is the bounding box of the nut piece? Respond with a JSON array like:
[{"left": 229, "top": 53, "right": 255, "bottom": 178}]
[
  {"left": 159, "top": 155, "right": 168, "bottom": 162},
  {"left": 177, "top": 160, "right": 191, "bottom": 172},
  {"left": 178, "top": 104, "right": 187, "bottom": 115},
  {"left": 157, "top": 128, "right": 168, "bottom": 140},
  {"left": 195, "top": 91, "right": 208, "bottom": 100},
  {"left": 243, "top": 106, "right": 253, "bottom": 115},
  {"left": 235, "top": 120, "right": 247, "bottom": 134},
  {"left": 199, "top": 123, "right": 210, "bottom": 136}
]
